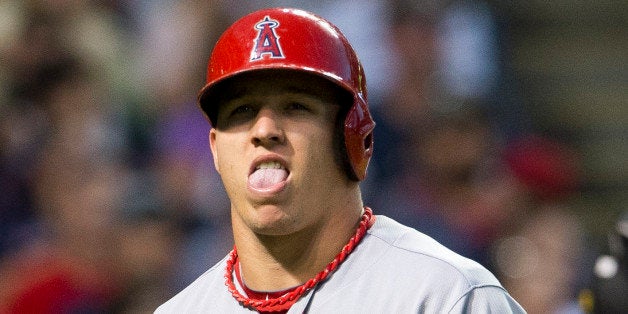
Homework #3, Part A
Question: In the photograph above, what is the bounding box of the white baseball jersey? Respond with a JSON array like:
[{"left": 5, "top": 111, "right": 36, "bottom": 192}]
[{"left": 156, "top": 215, "right": 526, "bottom": 313}]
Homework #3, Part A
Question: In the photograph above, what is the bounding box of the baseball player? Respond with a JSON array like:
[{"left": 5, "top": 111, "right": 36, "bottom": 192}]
[{"left": 156, "top": 7, "right": 525, "bottom": 313}]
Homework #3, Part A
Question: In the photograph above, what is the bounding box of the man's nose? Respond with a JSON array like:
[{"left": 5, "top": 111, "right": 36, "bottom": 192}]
[{"left": 250, "top": 108, "right": 285, "bottom": 146}]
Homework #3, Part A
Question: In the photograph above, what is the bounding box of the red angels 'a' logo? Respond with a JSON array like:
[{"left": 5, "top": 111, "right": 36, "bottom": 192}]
[{"left": 251, "top": 16, "right": 284, "bottom": 61}]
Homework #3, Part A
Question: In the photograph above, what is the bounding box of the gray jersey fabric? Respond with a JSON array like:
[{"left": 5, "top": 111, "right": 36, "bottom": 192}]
[{"left": 156, "top": 215, "right": 526, "bottom": 313}]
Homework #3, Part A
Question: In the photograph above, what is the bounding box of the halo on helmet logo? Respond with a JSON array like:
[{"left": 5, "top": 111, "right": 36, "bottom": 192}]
[{"left": 251, "top": 16, "right": 284, "bottom": 61}]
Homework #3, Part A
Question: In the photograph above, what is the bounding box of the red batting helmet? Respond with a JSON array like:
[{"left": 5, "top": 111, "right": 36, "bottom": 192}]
[{"left": 198, "top": 7, "right": 375, "bottom": 180}]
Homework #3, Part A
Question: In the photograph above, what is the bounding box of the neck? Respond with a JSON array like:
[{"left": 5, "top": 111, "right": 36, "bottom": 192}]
[{"left": 232, "top": 189, "right": 364, "bottom": 291}]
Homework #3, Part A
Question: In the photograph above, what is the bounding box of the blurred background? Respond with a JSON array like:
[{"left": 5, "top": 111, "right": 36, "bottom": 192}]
[{"left": 0, "top": 0, "right": 626, "bottom": 313}]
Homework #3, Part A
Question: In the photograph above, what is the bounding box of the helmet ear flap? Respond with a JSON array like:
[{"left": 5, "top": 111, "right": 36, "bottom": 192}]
[{"left": 344, "top": 95, "right": 375, "bottom": 181}]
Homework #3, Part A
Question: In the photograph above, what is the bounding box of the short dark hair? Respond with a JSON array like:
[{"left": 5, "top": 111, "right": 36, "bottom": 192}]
[{"left": 332, "top": 91, "right": 360, "bottom": 182}]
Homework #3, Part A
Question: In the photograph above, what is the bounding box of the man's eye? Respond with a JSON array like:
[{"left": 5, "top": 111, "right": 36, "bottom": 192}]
[
  {"left": 287, "top": 102, "right": 309, "bottom": 111},
  {"left": 217, "top": 105, "right": 255, "bottom": 127},
  {"left": 231, "top": 105, "right": 254, "bottom": 116}
]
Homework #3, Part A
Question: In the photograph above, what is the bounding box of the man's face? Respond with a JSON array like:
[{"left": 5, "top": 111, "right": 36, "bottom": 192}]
[{"left": 209, "top": 71, "right": 347, "bottom": 235}]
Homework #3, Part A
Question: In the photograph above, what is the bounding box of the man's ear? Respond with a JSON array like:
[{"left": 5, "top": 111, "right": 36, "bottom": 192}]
[{"left": 209, "top": 129, "right": 220, "bottom": 173}]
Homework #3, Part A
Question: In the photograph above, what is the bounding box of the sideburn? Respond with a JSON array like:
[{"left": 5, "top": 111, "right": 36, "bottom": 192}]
[{"left": 333, "top": 93, "right": 360, "bottom": 182}]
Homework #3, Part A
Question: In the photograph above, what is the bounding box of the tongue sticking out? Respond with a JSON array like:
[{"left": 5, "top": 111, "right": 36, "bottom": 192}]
[{"left": 249, "top": 168, "right": 288, "bottom": 190}]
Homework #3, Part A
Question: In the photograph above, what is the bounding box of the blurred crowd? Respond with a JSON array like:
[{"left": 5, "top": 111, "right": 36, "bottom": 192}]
[{"left": 0, "top": 0, "right": 619, "bottom": 313}]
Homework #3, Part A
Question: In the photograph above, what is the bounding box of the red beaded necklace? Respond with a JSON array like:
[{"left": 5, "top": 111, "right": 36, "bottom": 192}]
[{"left": 224, "top": 207, "right": 375, "bottom": 312}]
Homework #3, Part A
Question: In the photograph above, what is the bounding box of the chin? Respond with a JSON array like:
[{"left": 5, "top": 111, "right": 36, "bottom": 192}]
[
  {"left": 247, "top": 204, "right": 296, "bottom": 235},
  {"left": 250, "top": 220, "right": 298, "bottom": 237}
]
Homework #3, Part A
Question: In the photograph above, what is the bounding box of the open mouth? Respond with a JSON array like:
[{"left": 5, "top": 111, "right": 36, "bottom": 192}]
[{"left": 248, "top": 161, "right": 289, "bottom": 191}]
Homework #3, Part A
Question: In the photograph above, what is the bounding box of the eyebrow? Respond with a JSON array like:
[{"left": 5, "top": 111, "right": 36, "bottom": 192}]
[
  {"left": 222, "top": 84, "right": 325, "bottom": 102},
  {"left": 219, "top": 86, "right": 247, "bottom": 102},
  {"left": 283, "top": 85, "right": 326, "bottom": 98}
]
